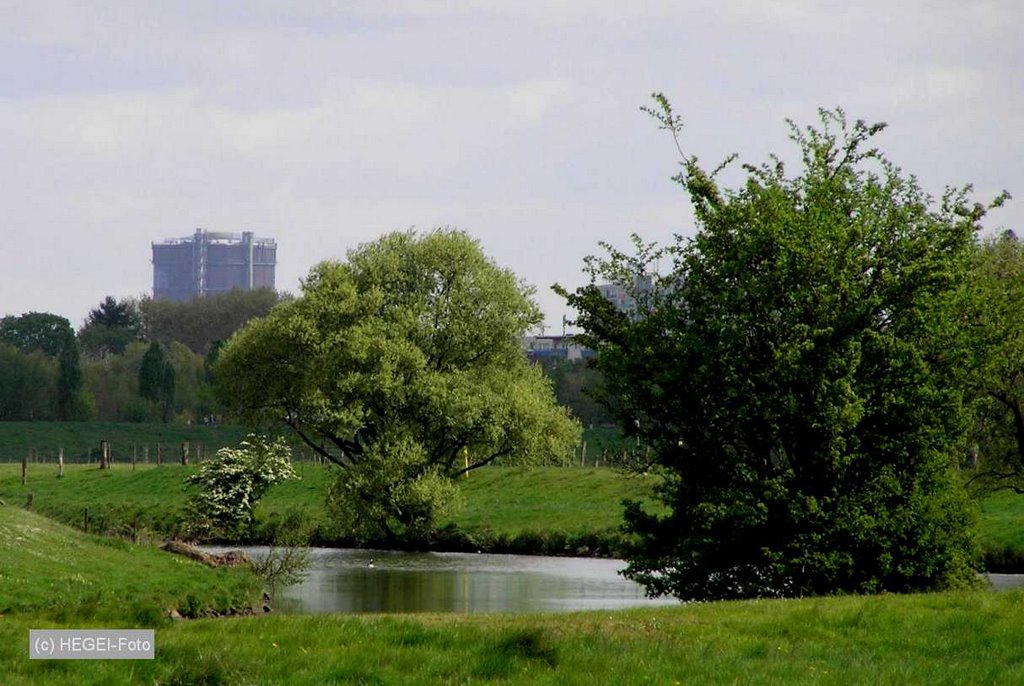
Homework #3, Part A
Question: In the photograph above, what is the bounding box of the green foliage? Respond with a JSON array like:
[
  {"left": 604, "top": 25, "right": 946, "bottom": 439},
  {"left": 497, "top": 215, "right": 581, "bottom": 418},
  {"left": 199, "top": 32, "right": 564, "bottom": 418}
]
[
  {"left": 56, "top": 336, "right": 93, "bottom": 421},
  {"left": 78, "top": 296, "right": 142, "bottom": 358},
  {"left": 326, "top": 431, "right": 462, "bottom": 542},
  {"left": 216, "top": 229, "right": 580, "bottom": 539},
  {"left": 138, "top": 342, "right": 176, "bottom": 422},
  {"left": 139, "top": 287, "right": 282, "bottom": 355},
  {"left": 961, "top": 232, "right": 1024, "bottom": 494},
  {"left": 534, "top": 357, "right": 614, "bottom": 427},
  {"left": 0, "top": 344, "right": 57, "bottom": 420},
  {"left": 562, "top": 99, "right": 992, "bottom": 599},
  {"left": 184, "top": 434, "right": 298, "bottom": 540},
  {"left": 0, "top": 312, "right": 73, "bottom": 357}
]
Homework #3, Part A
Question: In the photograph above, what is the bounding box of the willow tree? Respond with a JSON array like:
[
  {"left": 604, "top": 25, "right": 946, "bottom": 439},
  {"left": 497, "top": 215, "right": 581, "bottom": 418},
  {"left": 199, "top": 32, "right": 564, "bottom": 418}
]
[
  {"left": 216, "top": 229, "right": 579, "bottom": 540},
  {"left": 561, "top": 97, "right": 1003, "bottom": 599}
]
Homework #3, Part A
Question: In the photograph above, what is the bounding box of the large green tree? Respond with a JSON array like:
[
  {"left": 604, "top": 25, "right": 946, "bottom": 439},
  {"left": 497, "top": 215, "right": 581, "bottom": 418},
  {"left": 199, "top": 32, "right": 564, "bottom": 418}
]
[
  {"left": 78, "top": 296, "right": 141, "bottom": 358},
  {"left": 216, "top": 229, "right": 579, "bottom": 540},
  {"left": 962, "top": 232, "right": 1024, "bottom": 493},
  {"left": 561, "top": 98, "right": 1001, "bottom": 599},
  {"left": 0, "top": 312, "right": 74, "bottom": 357}
]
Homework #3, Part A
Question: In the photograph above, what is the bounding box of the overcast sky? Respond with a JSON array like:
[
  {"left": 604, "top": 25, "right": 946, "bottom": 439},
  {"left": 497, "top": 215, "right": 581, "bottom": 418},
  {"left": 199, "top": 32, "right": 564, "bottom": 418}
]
[{"left": 2, "top": 1, "right": 1021, "bottom": 332}]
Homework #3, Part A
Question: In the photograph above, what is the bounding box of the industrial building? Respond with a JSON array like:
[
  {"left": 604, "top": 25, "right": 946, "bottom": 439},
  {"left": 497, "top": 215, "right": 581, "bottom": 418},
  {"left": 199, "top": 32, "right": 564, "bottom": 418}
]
[{"left": 152, "top": 229, "right": 276, "bottom": 301}]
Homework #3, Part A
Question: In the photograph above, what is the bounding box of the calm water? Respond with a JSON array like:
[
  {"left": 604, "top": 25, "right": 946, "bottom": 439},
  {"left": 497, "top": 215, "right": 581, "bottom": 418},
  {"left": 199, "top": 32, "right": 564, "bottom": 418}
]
[{"left": 208, "top": 547, "right": 679, "bottom": 615}]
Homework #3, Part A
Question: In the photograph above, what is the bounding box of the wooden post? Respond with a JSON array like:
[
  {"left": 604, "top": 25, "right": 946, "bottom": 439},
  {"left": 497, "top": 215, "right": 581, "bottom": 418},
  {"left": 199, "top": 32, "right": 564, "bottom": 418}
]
[
  {"left": 21, "top": 454, "right": 27, "bottom": 486},
  {"left": 157, "top": 443, "right": 162, "bottom": 466},
  {"left": 57, "top": 448, "right": 64, "bottom": 479},
  {"left": 143, "top": 445, "right": 149, "bottom": 464},
  {"left": 100, "top": 440, "right": 110, "bottom": 470},
  {"left": 180, "top": 442, "right": 189, "bottom": 466},
  {"left": 31, "top": 448, "right": 37, "bottom": 464},
  {"left": 580, "top": 441, "right": 587, "bottom": 468},
  {"left": 131, "top": 451, "right": 136, "bottom": 471}
]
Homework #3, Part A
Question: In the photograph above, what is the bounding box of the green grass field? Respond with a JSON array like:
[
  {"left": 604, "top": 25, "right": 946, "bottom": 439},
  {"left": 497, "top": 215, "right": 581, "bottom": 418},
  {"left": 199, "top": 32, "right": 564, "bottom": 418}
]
[
  {"left": 0, "top": 505, "right": 261, "bottom": 623},
  {"left": 3, "top": 572, "right": 1024, "bottom": 683},
  {"left": 0, "top": 421, "right": 250, "bottom": 462},
  {"left": 4, "top": 458, "right": 1024, "bottom": 565},
  {"left": 5, "top": 459, "right": 1024, "bottom": 682},
  {"left": 0, "top": 462, "right": 660, "bottom": 554}
]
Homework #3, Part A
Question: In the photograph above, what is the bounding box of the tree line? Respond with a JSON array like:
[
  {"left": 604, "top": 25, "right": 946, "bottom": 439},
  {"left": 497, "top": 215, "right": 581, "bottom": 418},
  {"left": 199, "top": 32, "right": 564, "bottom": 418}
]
[{"left": 0, "top": 289, "right": 281, "bottom": 423}]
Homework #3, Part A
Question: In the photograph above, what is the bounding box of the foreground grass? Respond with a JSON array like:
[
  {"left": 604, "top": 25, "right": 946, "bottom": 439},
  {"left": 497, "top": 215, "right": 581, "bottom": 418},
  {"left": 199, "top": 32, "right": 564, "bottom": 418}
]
[
  {"left": 0, "top": 505, "right": 261, "bottom": 622},
  {"left": 3, "top": 590, "right": 1024, "bottom": 684}
]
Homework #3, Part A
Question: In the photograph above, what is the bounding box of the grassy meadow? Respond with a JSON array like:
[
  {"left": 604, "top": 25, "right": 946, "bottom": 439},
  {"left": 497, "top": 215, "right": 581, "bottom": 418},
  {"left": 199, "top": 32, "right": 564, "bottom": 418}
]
[
  {"left": 4, "top": 499, "right": 1024, "bottom": 684},
  {"left": 0, "top": 461, "right": 659, "bottom": 555},
  {"left": 4, "top": 424, "right": 1024, "bottom": 682},
  {"left": 3, "top": 451, "right": 1024, "bottom": 564}
]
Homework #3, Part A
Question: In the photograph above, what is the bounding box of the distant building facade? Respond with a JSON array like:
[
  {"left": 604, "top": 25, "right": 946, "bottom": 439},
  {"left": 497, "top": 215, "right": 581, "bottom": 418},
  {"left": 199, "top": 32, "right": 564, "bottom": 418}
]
[
  {"left": 522, "top": 334, "right": 593, "bottom": 362},
  {"left": 594, "top": 274, "right": 654, "bottom": 318},
  {"left": 152, "top": 229, "right": 276, "bottom": 301}
]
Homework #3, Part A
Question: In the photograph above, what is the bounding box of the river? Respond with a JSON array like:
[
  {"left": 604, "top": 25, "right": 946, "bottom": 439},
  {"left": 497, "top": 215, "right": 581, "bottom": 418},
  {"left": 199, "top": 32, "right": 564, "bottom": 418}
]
[{"left": 206, "top": 546, "right": 679, "bottom": 615}]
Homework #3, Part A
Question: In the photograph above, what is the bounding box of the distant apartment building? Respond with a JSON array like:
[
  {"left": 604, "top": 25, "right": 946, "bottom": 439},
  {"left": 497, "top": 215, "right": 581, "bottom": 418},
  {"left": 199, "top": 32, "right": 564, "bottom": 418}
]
[
  {"left": 152, "top": 229, "right": 276, "bottom": 301},
  {"left": 522, "top": 334, "right": 593, "bottom": 362},
  {"left": 594, "top": 274, "right": 654, "bottom": 318}
]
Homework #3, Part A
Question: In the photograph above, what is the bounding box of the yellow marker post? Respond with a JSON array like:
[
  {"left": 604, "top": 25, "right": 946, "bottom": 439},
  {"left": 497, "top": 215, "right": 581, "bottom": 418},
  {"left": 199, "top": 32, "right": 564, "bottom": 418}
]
[{"left": 462, "top": 446, "right": 469, "bottom": 478}]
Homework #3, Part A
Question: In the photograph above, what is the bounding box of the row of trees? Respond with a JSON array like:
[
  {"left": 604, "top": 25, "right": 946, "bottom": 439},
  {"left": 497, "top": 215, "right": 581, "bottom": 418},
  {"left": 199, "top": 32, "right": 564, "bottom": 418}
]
[{"left": 0, "top": 289, "right": 282, "bottom": 423}]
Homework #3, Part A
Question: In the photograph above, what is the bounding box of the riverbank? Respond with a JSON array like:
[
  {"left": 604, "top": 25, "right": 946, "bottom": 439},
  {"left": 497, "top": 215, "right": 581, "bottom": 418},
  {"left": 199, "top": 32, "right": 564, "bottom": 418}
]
[
  {"left": 4, "top": 499, "right": 1024, "bottom": 683},
  {"left": 0, "top": 504, "right": 262, "bottom": 622},
  {"left": 0, "top": 463, "right": 658, "bottom": 557},
  {"left": 3, "top": 460, "right": 1024, "bottom": 566}
]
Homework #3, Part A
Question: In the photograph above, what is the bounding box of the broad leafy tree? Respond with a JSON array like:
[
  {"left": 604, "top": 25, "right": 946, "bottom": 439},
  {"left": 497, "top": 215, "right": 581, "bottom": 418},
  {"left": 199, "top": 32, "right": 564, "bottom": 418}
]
[
  {"left": 962, "top": 232, "right": 1024, "bottom": 493},
  {"left": 0, "top": 312, "right": 74, "bottom": 357},
  {"left": 216, "top": 229, "right": 579, "bottom": 540},
  {"left": 561, "top": 97, "right": 1002, "bottom": 599},
  {"left": 78, "top": 296, "right": 141, "bottom": 357}
]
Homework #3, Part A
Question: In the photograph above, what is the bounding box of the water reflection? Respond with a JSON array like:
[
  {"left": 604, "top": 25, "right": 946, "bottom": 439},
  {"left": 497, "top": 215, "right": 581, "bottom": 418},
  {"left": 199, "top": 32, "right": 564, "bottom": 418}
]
[{"left": 210, "top": 547, "right": 679, "bottom": 615}]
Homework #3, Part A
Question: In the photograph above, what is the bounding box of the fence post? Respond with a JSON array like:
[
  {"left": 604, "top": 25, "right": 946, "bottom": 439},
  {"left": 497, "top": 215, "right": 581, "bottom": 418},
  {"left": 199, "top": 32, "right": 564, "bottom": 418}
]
[
  {"left": 143, "top": 445, "right": 149, "bottom": 464},
  {"left": 580, "top": 441, "right": 587, "bottom": 468},
  {"left": 181, "top": 442, "right": 189, "bottom": 466},
  {"left": 157, "top": 443, "right": 162, "bottom": 466},
  {"left": 21, "top": 454, "right": 27, "bottom": 485},
  {"left": 58, "top": 448, "right": 64, "bottom": 479},
  {"left": 100, "top": 440, "right": 110, "bottom": 470}
]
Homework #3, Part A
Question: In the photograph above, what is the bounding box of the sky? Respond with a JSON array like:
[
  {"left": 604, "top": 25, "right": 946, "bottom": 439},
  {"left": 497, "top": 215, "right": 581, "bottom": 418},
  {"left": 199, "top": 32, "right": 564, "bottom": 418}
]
[{"left": 1, "top": 1, "right": 1021, "bottom": 333}]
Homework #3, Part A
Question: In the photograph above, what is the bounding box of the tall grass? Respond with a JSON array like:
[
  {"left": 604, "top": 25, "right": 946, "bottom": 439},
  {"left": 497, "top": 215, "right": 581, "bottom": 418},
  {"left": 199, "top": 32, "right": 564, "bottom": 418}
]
[{"left": 3, "top": 591, "right": 1024, "bottom": 684}]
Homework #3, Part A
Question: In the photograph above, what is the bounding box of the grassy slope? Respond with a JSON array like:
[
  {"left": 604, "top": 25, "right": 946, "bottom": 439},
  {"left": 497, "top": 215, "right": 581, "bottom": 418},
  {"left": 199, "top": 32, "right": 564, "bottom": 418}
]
[
  {"left": 0, "top": 464, "right": 658, "bottom": 547},
  {"left": 4, "top": 460, "right": 1024, "bottom": 561},
  {"left": 0, "top": 505, "right": 261, "bottom": 622},
  {"left": 0, "top": 421, "right": 624, "bottom": 464},
  {"left": 0, "top": 421, "right": 249, "bottom": 461}
]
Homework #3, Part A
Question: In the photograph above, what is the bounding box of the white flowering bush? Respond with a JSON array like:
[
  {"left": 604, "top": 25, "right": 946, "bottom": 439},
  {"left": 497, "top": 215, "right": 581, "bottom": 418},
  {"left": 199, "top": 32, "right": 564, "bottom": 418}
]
[{"left": 184, "top": 434, "right": 297, "bottom": 541}]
